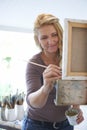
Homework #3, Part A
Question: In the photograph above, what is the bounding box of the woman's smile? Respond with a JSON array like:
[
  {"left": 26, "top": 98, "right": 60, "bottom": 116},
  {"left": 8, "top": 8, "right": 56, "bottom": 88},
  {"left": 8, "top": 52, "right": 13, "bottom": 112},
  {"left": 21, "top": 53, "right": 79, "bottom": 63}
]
[{"left": 47, "top": 43, "right": 58, "bottom": 52}]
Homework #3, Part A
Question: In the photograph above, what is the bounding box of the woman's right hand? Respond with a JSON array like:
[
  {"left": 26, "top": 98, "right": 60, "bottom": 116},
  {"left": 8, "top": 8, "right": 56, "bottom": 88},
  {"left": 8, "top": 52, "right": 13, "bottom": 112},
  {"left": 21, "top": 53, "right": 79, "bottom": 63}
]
[{"left": 43, "top": 64, "right": 62, "bottom": 94}]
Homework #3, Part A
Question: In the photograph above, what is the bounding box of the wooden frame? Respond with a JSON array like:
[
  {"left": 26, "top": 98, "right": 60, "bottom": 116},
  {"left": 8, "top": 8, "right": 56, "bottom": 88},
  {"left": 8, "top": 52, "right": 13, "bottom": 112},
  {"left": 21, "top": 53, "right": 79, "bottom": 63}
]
[{"left": 62, "top": 19, "right": 87, "bottom": 80}]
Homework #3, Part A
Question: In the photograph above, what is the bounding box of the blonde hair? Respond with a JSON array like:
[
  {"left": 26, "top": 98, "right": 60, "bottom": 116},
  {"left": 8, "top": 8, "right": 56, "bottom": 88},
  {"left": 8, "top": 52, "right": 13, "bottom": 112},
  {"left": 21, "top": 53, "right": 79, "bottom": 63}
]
[{"left": 33, "top": 13, "right": 63, "bottom": 64}]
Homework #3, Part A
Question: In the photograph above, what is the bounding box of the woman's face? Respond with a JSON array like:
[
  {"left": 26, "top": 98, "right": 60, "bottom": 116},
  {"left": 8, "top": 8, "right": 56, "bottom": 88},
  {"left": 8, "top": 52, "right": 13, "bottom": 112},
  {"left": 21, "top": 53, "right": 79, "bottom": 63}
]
[{"left": 37, "top": 25, "right": 59, "bottom": 53}]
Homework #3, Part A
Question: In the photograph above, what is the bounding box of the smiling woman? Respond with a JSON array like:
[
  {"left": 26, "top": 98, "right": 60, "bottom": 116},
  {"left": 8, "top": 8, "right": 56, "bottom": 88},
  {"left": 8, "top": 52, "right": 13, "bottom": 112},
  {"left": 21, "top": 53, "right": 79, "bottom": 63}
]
[{"left": 0, "top": 28, "right": 40, "bottom": 98}]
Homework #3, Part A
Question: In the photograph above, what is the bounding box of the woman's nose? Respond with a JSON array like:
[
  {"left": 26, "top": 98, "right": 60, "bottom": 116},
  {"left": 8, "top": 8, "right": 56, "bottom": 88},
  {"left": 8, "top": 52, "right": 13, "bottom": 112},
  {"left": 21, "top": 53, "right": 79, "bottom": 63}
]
[{"left": 47, "top": 37, "right": 53, "bottom": 43}]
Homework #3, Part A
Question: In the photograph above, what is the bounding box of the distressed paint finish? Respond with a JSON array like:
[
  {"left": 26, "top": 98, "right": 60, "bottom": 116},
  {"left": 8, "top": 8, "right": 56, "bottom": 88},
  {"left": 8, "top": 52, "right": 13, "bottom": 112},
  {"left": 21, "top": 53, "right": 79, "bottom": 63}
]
[{"left": 55, "top": 80, "right": 87, "bottom": 105}]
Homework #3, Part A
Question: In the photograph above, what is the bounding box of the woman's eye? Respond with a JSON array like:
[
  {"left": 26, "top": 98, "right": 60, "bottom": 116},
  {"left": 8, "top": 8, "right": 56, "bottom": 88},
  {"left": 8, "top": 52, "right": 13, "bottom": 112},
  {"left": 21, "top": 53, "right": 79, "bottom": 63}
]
[
  {"left": 41, "top": 37, "right": 47, "bottom": 40},
  {"left": 52, "top": 33, "right": 58, "bottom": 37}
]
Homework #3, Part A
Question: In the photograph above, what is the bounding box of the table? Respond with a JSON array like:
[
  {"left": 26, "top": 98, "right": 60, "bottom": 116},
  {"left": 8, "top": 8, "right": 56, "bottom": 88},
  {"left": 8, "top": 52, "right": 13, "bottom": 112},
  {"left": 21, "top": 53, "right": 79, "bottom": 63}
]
[{"left": 0, "top": 120, "right": 21, "bottom": 130}]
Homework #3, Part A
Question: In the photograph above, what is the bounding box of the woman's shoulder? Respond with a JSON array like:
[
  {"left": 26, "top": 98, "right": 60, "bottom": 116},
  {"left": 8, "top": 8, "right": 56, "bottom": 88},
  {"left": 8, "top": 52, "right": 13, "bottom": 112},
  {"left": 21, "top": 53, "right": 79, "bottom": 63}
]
[
  {"left": 26, "top": 52, "right": 45, "bottom": 73},
  {"left": 30, "top": 52, "right": 44, "bottom": 64},
  {"left": 31, "top": 52, "right": 41, "bottom": 60}
]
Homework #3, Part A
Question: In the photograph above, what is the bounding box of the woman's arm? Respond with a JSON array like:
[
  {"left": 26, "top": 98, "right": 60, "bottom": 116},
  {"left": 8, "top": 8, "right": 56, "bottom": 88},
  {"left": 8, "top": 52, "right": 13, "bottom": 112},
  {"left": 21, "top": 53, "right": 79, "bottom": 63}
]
[
  {"left": 28, "top": 85, "right": 50, "bottom": 108},
  {"left": 28, "top": 64, "right": 61, "bottom": 108}
]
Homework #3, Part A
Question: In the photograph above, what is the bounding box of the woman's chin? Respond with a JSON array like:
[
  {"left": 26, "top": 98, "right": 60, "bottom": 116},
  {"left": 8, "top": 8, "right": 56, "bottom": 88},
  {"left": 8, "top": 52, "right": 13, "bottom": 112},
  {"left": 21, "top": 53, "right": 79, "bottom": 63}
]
[{"left": 48, "top": 48, "right": 58, "bottom": 53}]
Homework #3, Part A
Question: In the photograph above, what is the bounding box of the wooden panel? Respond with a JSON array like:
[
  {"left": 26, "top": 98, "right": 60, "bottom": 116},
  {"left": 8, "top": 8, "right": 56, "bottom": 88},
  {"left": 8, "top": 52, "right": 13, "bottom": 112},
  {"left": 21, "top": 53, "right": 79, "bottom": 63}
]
[
  {"left": 71, "top": 27, "right": 87, "bottom": 73},
  {"left": 54, "top": 80, "right": 87, "bottom": 105}
]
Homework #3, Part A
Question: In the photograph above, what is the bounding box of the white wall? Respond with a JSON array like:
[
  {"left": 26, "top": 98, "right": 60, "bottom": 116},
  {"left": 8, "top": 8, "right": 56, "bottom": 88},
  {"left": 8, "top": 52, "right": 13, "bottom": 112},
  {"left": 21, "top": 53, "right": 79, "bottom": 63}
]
[{"left": 0, "top": 0, "right": 87, "bottom": 30}]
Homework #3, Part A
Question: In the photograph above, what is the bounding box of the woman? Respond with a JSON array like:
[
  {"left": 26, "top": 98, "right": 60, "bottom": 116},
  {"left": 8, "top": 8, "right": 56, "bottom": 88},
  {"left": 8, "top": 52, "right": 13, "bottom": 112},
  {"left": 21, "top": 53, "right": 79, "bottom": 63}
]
[{"left": 22, "top": 13, "right": 84, "bottom": 130}]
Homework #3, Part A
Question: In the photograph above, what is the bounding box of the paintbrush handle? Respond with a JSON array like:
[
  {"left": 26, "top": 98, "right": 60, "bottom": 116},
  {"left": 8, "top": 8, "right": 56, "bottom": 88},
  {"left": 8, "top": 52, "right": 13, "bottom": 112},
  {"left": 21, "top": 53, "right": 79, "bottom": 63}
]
[{"left": 29, "top": 61, "right": 47, "bottom": 68}]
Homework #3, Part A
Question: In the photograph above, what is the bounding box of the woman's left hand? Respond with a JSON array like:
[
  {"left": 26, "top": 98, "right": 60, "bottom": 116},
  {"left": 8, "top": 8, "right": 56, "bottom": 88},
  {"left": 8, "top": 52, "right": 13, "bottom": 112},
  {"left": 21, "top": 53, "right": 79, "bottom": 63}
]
[
  {"left": 72, "top": 105, "right": 84, "bottom": 124},
  {"left": 76, "top": 108, "right": 84, "bottom": 124}
]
